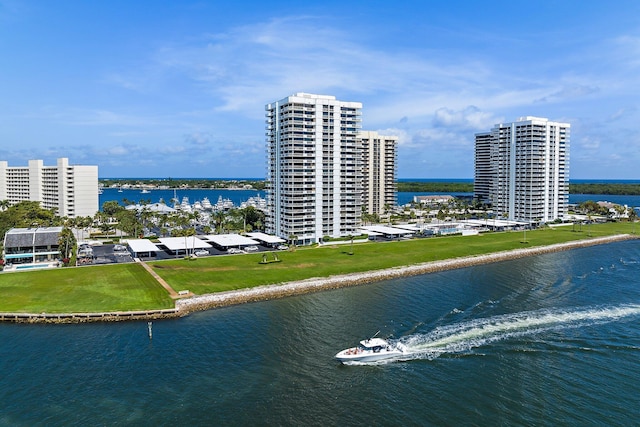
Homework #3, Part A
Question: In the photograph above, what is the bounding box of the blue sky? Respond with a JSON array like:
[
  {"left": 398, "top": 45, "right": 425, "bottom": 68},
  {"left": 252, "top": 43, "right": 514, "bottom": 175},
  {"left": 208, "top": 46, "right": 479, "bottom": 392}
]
[{"left": 1, "top": 1, "right": 639, "bottom": 179}]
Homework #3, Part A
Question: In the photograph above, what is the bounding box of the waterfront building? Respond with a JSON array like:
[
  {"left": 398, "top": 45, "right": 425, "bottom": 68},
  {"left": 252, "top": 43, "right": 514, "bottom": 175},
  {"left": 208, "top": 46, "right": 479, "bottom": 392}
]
[
  {"left": 474, "top": 117, "right": 570, "bottom": 223},
  {"left": 0, "top": 158, "right": 98, "bottom": 218},
  {"left": 359, "top": 131, "right": 398, "bottom": 215},
  {"left": 2, "top": 226, "right": 63, "bottom": 270},
  {"left": 413, "top": 195, "right": 455, "bottom": 206},
  {"left": 265, "top": 93, "right": 362, "bottom": 245}
]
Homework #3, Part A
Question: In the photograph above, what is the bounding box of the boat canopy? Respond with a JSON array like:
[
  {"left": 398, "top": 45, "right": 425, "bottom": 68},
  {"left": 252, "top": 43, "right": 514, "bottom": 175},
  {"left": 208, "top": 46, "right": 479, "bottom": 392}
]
[{"left": 360, "top": 338, "right": 389, "bottom": 348}]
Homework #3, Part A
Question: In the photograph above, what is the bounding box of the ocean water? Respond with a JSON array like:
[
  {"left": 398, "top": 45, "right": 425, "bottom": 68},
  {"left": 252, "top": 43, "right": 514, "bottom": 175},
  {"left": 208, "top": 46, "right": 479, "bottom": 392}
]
[
  {"left": 1, "top": 240, "right": 639, "bottom": 425},
  {"left": 99, "top": 188, "right": 640, "bottom": 210},
  {"left": 99, "top": 188, "right": 264, "bottom": 208}
]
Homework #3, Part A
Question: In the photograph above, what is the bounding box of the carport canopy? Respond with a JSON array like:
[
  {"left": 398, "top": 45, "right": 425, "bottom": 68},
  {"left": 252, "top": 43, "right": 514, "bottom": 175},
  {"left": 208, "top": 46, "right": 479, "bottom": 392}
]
[
  {"left": 201, "top": 234, "right": 259, "bottom": 248},
  {"left": 361, "top": 225, "right": 414, "bottom": 236},
  {"left": 245, "top": 232, "right": 286, "bottom": 244},
  {"left": 158, "top": 236, "right": 212, "bottom": 253},
  {"left": 126, "top": 239, "right": 161, "bottom": 256}
]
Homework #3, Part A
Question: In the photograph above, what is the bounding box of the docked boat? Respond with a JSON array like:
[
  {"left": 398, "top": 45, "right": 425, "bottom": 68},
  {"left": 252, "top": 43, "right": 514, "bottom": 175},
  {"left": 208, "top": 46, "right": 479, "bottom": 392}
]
[
  {"left": 335, "top": 333, "right": 406, "bottom": 363},
  {"left": 201, "top": 197, "right": 212, "bottom": 210},
  {"left": 180, "top": 197, "right": 192, "bottom": 212}
]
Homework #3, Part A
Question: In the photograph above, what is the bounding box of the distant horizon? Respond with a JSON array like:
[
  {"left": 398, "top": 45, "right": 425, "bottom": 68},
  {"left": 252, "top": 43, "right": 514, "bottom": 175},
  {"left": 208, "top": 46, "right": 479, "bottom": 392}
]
[
  {"left": 3, "top": 2, "right": 640, "bottom": 179},
  {"left": 98, "top": 177, "right": 640, "bottom": 183}
]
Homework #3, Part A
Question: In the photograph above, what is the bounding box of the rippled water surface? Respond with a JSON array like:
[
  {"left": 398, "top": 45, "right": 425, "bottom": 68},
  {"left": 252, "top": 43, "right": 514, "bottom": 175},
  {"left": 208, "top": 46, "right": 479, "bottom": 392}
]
[{"left": 2, "top": 241, "right": 640, "bottom": 426}]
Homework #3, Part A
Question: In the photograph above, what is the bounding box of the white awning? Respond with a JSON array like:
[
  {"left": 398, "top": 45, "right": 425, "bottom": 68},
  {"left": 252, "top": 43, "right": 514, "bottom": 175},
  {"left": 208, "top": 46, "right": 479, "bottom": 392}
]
[
  {"left": 245, "top": 232, "right": 286, "bottom": 244},
  {"left": 360, "top": 225, "right": 414, "bottom": 235},
  {"left": 201, "top": 234, "right": 259, "bottom": 247},
  {"left": 126, "top": 239, "right": 161, "bottom": 253},
  {"left": 158, "top": 236, "right": 212, "bottom": 251}
]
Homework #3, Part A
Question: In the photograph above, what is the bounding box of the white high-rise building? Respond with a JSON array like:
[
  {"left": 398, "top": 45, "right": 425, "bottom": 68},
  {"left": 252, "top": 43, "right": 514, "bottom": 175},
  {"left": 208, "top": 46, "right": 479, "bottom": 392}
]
[
  {"left": 359, "top": 131, "right": 398, "bottom": 215},
  {"left": 0, "top": 157, "right": 99, "bottom": 218},
  {"left": 474, "top": 117, "right": 570, "bottom": 223},
  {"left": 266, "top": 93, "right": 362, "bottom": 245}
]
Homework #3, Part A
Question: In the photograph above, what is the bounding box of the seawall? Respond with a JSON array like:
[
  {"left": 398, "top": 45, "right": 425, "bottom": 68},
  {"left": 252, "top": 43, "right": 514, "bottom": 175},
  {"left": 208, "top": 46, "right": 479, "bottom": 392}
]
[
  {"left": 176, "top": 234, "right": 638, "bottom": 314},
  {"left": 3, "top": 234, "right": 637, "bottom": 323}
]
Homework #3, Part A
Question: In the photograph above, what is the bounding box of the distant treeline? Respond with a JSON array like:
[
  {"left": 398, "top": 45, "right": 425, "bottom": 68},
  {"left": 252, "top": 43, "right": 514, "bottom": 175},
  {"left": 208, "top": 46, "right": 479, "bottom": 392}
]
[
  {"left": 397, "top": 182, "right": 640, "bottom": 195},
  {"left": 100, "top": 178, "right": 266, "bottom": 191},
  {"left": 397, "top": 182, "right": 474, "bottom": 193},
  {"left": 98, "top": 179, "right": 640, "bottom": 195},
  {"left": 568, "top": 183, "right": 640, "bottom": 195}
]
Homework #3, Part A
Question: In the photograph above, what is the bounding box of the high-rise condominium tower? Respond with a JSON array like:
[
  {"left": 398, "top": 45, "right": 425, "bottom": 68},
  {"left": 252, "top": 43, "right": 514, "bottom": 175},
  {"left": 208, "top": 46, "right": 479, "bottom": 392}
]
[
  {"left": 474, "top": 116, "right": 570, "bottom": 223},
  {"left": 359, "top": 130, "right": 398, "bottom": 216},
  {"left": 266, "top": 93, "right": 362, "bottom": 245},
  {"left": 0, "top": 157, "right": 99, "bottom": 218}
]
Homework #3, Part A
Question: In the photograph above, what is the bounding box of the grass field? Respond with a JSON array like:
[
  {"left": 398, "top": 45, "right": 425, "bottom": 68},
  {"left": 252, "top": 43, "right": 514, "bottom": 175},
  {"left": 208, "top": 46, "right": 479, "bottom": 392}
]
[
  {"left": 150, "top": 222, "right": 638, "bottom": 294},
  {"left": 0, "top": 263, "right": 174, "bottom": 313},
  {"left": 0, "top": 222, "right": 636, "bottom": 314}
]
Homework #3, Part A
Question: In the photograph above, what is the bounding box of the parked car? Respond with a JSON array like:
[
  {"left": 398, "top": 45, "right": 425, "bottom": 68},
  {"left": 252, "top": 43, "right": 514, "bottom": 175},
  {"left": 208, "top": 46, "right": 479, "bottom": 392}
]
[
  {"left": 277, "top": 245, "right": 289, "bottom": 250},
  {"left": 194, "top": 250, "right": 209, "bottom": 257},
  {"left": 244, "top": 246, "right": 259, "bottom": 252},
  {"left": 227, "top": 248, "right": 243, "bottom": 254}
]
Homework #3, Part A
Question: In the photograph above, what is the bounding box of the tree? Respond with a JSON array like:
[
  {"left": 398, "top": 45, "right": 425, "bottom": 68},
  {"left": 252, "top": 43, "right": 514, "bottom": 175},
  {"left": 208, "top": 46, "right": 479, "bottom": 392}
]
[
  {"left": 213, "top": 211, "right": 226, "bottom": 234},
  {"left": 102, "top": 200, "right": 124, "bottom": 217},
  {"left": 239, "top": 206, "right": 265, "bottom": 232},
  {"left": 95, "top": 212, "right": 115, "bottom": 236},
  {"left": 0, "top": 201, "right": 59, "bottom": 240},
  {"left": 58, "top": 227, "right": 76, "bottom": 261}
]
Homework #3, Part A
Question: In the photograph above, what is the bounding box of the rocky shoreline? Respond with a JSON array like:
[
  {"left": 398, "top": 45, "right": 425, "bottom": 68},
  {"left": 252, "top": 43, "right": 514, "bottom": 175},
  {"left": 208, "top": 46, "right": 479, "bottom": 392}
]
[
  {"left": 4, "top": 234, "right": 637, "bottom": 323},
  {"left": 176, "top": 234, "right": 638, "bottom": 315}
]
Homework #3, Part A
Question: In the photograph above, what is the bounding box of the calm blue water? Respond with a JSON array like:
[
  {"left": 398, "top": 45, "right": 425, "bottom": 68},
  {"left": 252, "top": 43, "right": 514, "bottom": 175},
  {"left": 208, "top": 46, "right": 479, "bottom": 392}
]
[
  {"left": 397, "top": 192, "right": 640, "bottom": 207},
  {"left": 1, "top": 240, "right": 640, "bottom": 425},
  {"left": 99, "top": 188, "right": 264, "bottom": 208},
  {"left": 100, "top": 188, "right": 640, "bottom": 210}
]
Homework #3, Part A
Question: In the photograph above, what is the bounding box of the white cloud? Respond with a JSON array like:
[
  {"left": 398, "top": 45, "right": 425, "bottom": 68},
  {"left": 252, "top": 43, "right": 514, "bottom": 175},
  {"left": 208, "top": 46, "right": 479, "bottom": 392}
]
[{"left": 432, "top": 106, "right": 502, "bottom": 131}]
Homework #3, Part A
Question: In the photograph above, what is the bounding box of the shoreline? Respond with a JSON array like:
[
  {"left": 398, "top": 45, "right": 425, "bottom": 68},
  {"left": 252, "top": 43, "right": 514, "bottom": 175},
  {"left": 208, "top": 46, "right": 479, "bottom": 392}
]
[
  {"left": 175, "top": 234, "right": 638, "bottom": 314},
  {"left": 3, "top": 234, "right": 637, "bottom": 323}
]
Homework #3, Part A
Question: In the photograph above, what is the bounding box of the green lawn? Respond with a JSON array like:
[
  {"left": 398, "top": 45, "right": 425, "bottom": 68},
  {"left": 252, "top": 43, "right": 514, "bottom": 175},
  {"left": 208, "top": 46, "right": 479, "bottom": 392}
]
[
  {"left": 0, "top": 222, "right": 636, "bottom": 314},
  {"left": 150, "top": 222, "right": 638, "bottom": 294},
  {"left": 0, "top": 263, "right": 174, "bottom": 313}
]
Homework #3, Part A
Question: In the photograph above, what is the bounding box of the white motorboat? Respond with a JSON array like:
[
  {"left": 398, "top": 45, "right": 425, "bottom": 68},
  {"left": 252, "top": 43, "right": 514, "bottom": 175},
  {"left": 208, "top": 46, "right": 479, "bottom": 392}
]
[
  {"left": 335, "top": 333, "right": 406, "bottom": 363},
  {"left": 201, "top": 197, "right": 212, "bottom": 210}
]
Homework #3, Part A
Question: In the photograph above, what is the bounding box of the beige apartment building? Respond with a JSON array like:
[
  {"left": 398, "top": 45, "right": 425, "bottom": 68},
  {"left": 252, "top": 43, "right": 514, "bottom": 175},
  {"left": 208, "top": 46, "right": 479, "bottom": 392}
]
[
  {"left": 359, "top": 130, "right": 398, "bottom": 215},
  {"left": 0, "top": 157, "right": 98, "bottom": 218}
]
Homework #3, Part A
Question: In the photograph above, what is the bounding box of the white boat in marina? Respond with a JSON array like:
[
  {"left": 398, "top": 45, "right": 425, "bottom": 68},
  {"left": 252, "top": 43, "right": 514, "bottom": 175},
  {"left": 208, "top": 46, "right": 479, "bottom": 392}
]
[
  {"left": 335, "top": 332, "right": 406, "bottom": 364},
  {"left": 215, "top": 195, "right": 234, "bottom": 211},
  {"left": 201, "top": 197, "right": 212, "bottom": 210},
  {"left": 141, "top": 189, "right": 151, "bottom": 194},
  {"left": 180, "top": 197, "right": 192, "bottom": 212}
]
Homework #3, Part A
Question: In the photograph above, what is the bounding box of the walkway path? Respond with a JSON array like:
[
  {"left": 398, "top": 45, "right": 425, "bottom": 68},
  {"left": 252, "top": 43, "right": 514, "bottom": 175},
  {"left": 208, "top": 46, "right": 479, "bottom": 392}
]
[{"left": 137, "top": 259, "right": 192, "bottom": 299}]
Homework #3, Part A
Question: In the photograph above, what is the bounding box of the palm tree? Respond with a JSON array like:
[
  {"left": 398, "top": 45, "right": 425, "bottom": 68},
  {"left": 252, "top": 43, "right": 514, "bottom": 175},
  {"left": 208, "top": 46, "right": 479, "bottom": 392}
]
[
  {"left": 213, "top": 211, "right": 226, "bottom": 234},
  {"left": 57, "top": 226, "right": 76, "bottom": 264}
]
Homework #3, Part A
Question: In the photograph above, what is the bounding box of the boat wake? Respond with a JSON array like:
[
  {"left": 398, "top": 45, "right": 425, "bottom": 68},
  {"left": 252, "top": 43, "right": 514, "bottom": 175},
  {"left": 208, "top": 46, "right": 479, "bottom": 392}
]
[{"left": 382, "top": 304, "right": 640, "bottom": 363}]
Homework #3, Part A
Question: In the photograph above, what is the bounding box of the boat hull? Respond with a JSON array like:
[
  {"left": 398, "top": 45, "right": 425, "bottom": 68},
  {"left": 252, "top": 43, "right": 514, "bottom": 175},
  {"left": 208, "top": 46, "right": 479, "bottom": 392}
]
[{"left": 335, "top": 348, "right": 404, "bottom": 363}]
